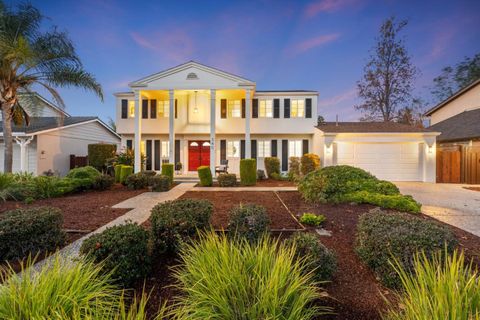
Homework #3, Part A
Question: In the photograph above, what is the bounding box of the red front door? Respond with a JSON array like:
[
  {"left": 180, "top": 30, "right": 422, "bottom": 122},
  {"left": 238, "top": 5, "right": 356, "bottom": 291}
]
[{"left": 188, "top": 141, "right": 210, "bottom": 171}]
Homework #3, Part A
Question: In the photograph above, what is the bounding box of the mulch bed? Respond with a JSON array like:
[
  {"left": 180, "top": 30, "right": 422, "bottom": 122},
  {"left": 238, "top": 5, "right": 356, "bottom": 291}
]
[
  {"left": 464, "top": 187, "right": 480, "bottom": 192},
  {"left": 197, "top": 178, "right": 296, "bottom": 188}
]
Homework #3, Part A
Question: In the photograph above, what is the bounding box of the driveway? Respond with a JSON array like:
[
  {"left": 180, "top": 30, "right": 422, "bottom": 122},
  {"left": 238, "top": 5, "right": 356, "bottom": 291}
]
[{"left": 395, "top": 182, "right": 480, "bottom": 237}]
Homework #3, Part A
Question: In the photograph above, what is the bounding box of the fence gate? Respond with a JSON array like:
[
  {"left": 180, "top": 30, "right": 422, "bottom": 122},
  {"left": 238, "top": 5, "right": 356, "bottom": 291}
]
[
  {"left": 464, "top": 147, "right": 480, "bottom": 184},
  {"left": 70, "top": 154, "right": 88, "bottom": 169},
  {"left": 436, "top": 147, "right": 461, "bottom": 183}
]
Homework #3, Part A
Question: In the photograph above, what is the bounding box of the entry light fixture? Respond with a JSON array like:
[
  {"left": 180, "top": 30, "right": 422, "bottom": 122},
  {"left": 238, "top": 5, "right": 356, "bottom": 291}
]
[{"left": 193, "top": 90, "right": 199, "bottom": 113}]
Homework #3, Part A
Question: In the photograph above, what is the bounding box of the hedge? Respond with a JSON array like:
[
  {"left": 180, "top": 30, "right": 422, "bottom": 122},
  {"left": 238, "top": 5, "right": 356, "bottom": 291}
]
[
  {"left": 264, "top": 157, "right": 280, "bottom": 178},
  {"left": 197, "top": 166, "right": 213, "bottom": 186},
  {"left": 161, "top": 163, "right": 174, "bottom": 183},
  {"left": 218, "top": 173, "right": 237, "bottom": 187},
  {"left": 240, "top": 159, "right": 256, "bottom": 186},
  {"left": 120, "top": 165, "right": 133, "bottom": 184},
  {"left": 301, "top": 153, "right": 320, "bottom": 176},
  {"left": 114, "top": 164, "right": 122, "bottom": 183},
  {"left": 87, "top": 144, "right": 116, "bottom": 171}
]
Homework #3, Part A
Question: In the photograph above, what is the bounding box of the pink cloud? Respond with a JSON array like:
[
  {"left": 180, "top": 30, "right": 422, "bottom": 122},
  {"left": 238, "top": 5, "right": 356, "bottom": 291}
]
[
  {"left": 287, "top": 33, "right": 340, "bottom": 56},
  {"left": 304, "top": 0, "right": 359, "bottom": 18},
  {"left": 318, "top": 88, "right": 356, "bottom": 107},
  {"left": 426, "top": 28, "right": 456, "bottom": 61}
]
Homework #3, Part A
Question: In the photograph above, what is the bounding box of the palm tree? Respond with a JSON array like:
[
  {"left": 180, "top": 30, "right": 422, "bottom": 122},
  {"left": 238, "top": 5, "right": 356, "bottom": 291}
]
[{"left": 0, "top": 2, "right": 103, "bottom": 173}]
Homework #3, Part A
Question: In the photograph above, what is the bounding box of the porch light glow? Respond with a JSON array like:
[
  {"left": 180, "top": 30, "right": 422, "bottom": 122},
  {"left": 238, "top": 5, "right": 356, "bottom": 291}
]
[
  {"left": 428, "top": 145, "right": 433, "bottom": 154},
  {"left": 193, "top": 90, "right": 199, "bottom": 113}
]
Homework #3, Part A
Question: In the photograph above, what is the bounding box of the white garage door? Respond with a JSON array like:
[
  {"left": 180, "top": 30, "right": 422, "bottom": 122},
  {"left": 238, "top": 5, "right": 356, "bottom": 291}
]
[{"left": 336, "top": 142, "right": 422, "bottom": 181}]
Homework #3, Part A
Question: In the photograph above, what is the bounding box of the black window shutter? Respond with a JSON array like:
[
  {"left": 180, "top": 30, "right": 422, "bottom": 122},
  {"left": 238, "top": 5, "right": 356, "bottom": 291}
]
[
  {"left": 305, "top": 98, "right": 312, "bottom": 118},
  {"left": 121, "top": 99, "right": 128, "bottom": 118},
  {"left": 240, "top": 140, "right": 245, "bottom": 159},
  {"left": 273, "top": 99, "right": 280, "bottom": 118},
  {"left": 252, "top": 99, "right": 258, "bottom": 118},
  {"left": 154, "top": 140, "right": 160, "bottom": 171},
  {"left": 175, "top": 140, "right": 180, "bottom": 166},
  {"left": 221, "top": 99, "right": 227, "bottom": 118},
  {"left": 271, "top": 140, "right": 278, "bottom": 157},
  {"left": 251, "top": 140, "right": 257, "bottom": 160},
  {"left": 126, "top": 139, "right": 133, "bottom": 150},
  {"left": 241, "top": 99, "right": 246, "bottom": 118},
  {"left": 302, "top": 139, "right": 309, "bottom": 155},
  {"left": 284, "top": 99, "right": 290, "bottom": 118},
  {"left": 282, "top": 140, "right": 288, "bottom": 171},
  {"left": 142, "top": 99, "right": 148, "bottom": 119},
  {"left": 146, "top": 140, "right": 152, "bottom": 170},
  {"left": 220, "top": 140, "right": 226, "bottom": 161},
  {"left": 150, "top": 100, "right": 157, "bottom": 118},
  {"left": 175, "top": 99, "right": 178, "bottom": 118}
]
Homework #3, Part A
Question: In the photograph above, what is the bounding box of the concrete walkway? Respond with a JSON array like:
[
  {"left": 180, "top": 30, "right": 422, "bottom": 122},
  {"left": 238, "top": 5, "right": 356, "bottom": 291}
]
[{"left": 395, "top": 182, "right": 480, "bottom": 237}]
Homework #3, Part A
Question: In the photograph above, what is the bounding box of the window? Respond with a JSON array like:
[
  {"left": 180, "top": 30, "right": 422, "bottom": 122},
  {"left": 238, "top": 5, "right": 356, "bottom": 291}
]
[
  {"left": 161, "top": 141, "right": 169, "bottom": 158},
  {"left": 288, "top": 140, "right": 302, "bottom": 157},
  {"left": 128, "top": 101, "right": 135, "bottom": 118},
  {"left": 259, "top": 100, "right": 273, "bottom": 118},
  {"left": 157, "top": 101, "right": 169, "bottom": 118},
  {"left": 227, "top": 141, "right": 240, "bottom": 157},
  {"left": 258, "top": 141, "right": 271, "bottom": 157},
  {"left": 228, "top": 100, "right": 241, "bottom": 118},
  {"left": 291, "top": 100, "right": 305, "bottom": 118}
]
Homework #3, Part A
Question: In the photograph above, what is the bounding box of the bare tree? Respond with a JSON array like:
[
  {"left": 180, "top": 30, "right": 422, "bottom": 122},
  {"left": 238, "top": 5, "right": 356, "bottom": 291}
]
[{"left": 356, "top": 17, "right": 418, "bottom": 122}]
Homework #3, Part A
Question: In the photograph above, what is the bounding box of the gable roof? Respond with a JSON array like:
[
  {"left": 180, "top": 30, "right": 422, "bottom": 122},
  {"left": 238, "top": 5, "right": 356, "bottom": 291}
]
[
  {"left": 129, "top": 61, "right": 255, "bottom": 87},
  {"left": 18, "top": 92, "right": 70, "bottom": 117},
  {"left": 428, "top": 108, "right": 480, "bottom": 142},
  {"left": 317, "top": 121, "right": 434, "bottom": 133},
  {"left": 425, "top": 78, "right": 480, "bottom": 116}
]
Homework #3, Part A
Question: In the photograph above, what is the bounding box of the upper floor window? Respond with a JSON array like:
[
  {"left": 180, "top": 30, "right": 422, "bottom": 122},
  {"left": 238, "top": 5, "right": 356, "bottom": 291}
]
[
  {"left": 157, "top": 101, "right": 169, "bottom": 118},
  {"left": 259, "top": 100, "right": 273, "bottom": 118},
  {"left": 227, "top": 140, "right": 240, "bottom": 158},
  {"left": 129, "top": 101, "right": 135, "bottom": 118},
  {"left": 291, "top": 100, "right": 305, "bottom": 118},
  {"left": 288, "top": 140, "right": 302, "bottom": 157},
  {"left": 258, "top": 141, "right": 271, "bottom": 158},
  {"left": 228, "top": 100, "right": 241, "bottom": 118}
]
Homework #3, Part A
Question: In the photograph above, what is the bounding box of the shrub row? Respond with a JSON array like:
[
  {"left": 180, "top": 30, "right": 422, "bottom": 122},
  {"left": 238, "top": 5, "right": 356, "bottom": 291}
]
[{"left": 217, "top": 173, "right": 237, "bottom": 187}]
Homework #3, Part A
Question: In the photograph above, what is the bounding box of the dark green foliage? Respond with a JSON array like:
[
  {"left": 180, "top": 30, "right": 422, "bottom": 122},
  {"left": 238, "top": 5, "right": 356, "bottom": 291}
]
[
  {"left": 240, "top": 159, "right": 256, "bottom": 186},
  {"left": 270, "top": 172, "right": 290, "bottom": 181},
  {"left": 87, "top": 144, "right": 116, "bottom": 171},
  {"left": 149, "top": 175, "right": 171, "bottom": 192},
  {"left": 257, "top": 170, "right": 266, "bottom": 180},
  {"left": 285, "top": 232, "right": 337, "bottom": 282},
  {"left": 141, "top": 170, "right": 157, "bottom": 177},
  {"left": 92, "top": 174, "right": 114, "bottom": 190},
  {"left": 66, "top": 166, "right": 101, "bottom": 180},
  {"left": 80, "top": 223, "right": 151, "bottom": 288},
  {"left": 125, "top": 172, "right": 149, "bottom": 190},
  {"left": 114, "top": 149, "right": 135, "bottom": 166},
  {"left": 120, "top": 166, "right": 133, "bottom": 184},
  {"left": 301, "top": 153, "right": 321, "bottom": 176},
  {"left": 161, "top": 163, "right": 174, "bottom": 183},
  {"left": 356, "top": 209, "right": 457, "bottom": 288},
  {"left": 150, "top": 199, "right": 213, "bottom": 253},
  {"left": 217, "top": 173, "right": 237, "bottom": 187},
  {"left": 197, "top": 166, "right": 213, "bottom": 187},
  {"left": 341, "top": 191, "right": 421, "bottom": 213},
  {"left": 114, "top": 165, "right": 122, "bottom": 183},
  {"left": 264, "top": 157, "right": 280, "bottom": 178},
  {"left": 228, "top": 203, "right": 270, "bottom": 242},
  {"left": 0, "top": 207, "right": 66, "bottom": 260}
]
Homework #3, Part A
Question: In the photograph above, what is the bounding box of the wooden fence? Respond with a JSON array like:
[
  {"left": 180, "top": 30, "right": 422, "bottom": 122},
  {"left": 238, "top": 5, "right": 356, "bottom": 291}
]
[
  {"left": 437, "top": 145, "right": 480, "bottom": 184},
  {"left": 70, "top": 154, "right": 88, "bottom": 169}
]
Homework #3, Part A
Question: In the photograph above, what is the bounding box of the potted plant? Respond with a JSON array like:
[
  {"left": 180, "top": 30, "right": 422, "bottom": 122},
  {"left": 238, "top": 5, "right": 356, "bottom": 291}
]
[{"left": 175, "top": 162, "right": 183, "bottom": 175}]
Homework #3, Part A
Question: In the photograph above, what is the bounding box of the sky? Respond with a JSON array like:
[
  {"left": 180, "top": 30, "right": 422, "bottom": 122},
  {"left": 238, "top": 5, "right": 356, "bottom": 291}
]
[{"left": 8, "top": 0, "right": 480, "bottom": 122}]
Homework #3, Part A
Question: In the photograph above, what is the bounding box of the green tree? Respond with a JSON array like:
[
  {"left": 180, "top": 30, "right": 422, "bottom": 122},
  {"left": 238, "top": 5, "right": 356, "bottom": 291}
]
[
  {"left": 431, "top": 53, "right": 480, "bottom": 102},
  {"left": 0, "top": 2, "right": 103, "bottom": 172},
  {"left": 356, "top": 17, "right": 418, "bottom": 122}
]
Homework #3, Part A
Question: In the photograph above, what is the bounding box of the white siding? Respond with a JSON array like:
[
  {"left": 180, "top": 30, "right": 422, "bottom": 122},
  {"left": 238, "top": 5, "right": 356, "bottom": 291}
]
[{"left": 0, "top": 140, "right": 37, "bottom": 174}]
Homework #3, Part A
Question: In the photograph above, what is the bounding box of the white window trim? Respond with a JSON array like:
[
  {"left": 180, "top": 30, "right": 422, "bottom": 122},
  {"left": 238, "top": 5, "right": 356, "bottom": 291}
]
[
  {"left": 259, "top": 100, "right": 273, "bottom": 118},
  {"left": 257, "top": 140, "right": 271, "bottom": 158},
  {"left": 288, "top": 140, "right": 302, "bottom": 158},
  {"left": 228, "top": 100, "right": 242, "bottom": 118},
  {"left": 227, "top": 140, "right": 240, "bottom": 158},
  {"left": 291, "top": 99, "right": 305, "bottom": 118}
]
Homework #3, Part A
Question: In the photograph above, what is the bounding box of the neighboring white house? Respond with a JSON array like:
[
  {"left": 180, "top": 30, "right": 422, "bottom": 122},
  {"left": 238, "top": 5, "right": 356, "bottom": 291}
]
[
  {"left": 115, "top": 61, "right": 438, "bottom": 182},
  {"left": 0, "top": 93, "right": 120, "bottom": 176}
]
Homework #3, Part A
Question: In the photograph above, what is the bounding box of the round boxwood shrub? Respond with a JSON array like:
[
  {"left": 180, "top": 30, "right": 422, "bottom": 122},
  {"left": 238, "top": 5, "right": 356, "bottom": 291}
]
[
  {"left": 66, "top": 166, "right": 101, "bottom": 180},
  {"left": 161, "top": 163, "right": 174, "bottom": 184},
  {"left": 355, "top": 209, "right": 457, "bottom": 288},
  {"left": 264, "top": 157, "right": 280, "bottom": 178},
  {"left": 197, "top": 166, "right": 213, "bottom": 186},
  {"left": 285, "top": 232, "right": 337, "bottom": 282},
  {"left": 0, "top": 207, "right": 66, "bottom": 260},
  {"left": 240, "top": 159, "right": 256, "bottom": 186},
  {"left": 301, "top": 153, "right": 320, "bottom": 176},
  {"left": 149, "top": 174, "right": 171, "bottom": 191},
  {"left": 125, "top": 172, "right": 149, "bottom": 190},
  {"left": 228, "top": 203, "right": 270, "bottom": 242},
  {"left": 87, "top": 144, "right": 116, "bottom": 172},
  {"left": 217, "top": 173, "right": 237, "bottom": 187},
  {"left": 120, "top": 165, "right": 133, "bottom": 184},
  {"left": 80, "top": 222, "right": 151, "bottom": 288},
  {"left": 92, "top": 174, "right": 115, "bottom": 190},
  {"left": 150, "top": 198, "right": 213, "bottom": 253}
]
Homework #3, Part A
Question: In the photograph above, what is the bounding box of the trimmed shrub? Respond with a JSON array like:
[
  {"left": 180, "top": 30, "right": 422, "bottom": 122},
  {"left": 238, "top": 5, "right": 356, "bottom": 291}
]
[
  {"left": 285, "top": 232, "right": 337, "bottom": 281},
  {"left": 264, "top": 157, "right": 280, "bottom": 178},
  {"left": 0, "top": 207, "right": 66, "bottom": 260},
  {"left": 161, "top": 163, "right": 174, "bottom": 183},
  {"left": 270, "top": 172, "right": 290, "bottom": 181},
  {"left": 300, "top": 213, "right": 326, "bottom": 226},
  {"left": 87, "top": 144, "right": 116, "bottom": 171},
  {"left": 66, "top": 165, "right": 101, "bottom": 180},
  {"left": 356, "top": 209, "right": 457, "bottom": 288},
  {"left": 149, "top": 175, "right": 171, "bottom": 192},
  {"left": 150, "top": 199, "right": 213, "bottom": 253},
  {"left": 341, "top": 191, "right": 421, "bottom": 213},
  {"left": 125, "top": 172, "right": 149, "bottom": 190},
  {"left": 288, "top": 157, "right": 301, "bottom": 178},
  {"left": 217, "top": 173, "right": 237, "bottom": 187},
  {"left": 240, "top": 158, "right": 256, "bottom": 186},
  {"left": 114, "top": 164, "right": 122, "bottom": 183},
  {"left": 228, "top": 203, "right": 270, "bottom": 242},
  {"left": 92, "top": 174, "right": 115, "bottom": 190},
  {"left": 197, "top": 166, "right": 213, "bottom": 186},
  {"left": 80, "top": 222, "right": 151, "bottom": 288},
  {"left": 301, "top": 153, "right": 320, "bottom": 176},
  {"left": 120, "top": 165, "right": 133, "bottom": 184}
]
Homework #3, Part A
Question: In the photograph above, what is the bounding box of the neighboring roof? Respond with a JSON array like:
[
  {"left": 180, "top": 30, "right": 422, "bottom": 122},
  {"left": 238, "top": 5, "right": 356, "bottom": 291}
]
[
  {"left": 425, "top": 78, "right": 480, "bottom": 116},
  {"left": 255, "top": 90, "right": 318, "bottom": 93},
  {"left": 428, "top": 108, "right": 480, "bottom": 142},
  {"left": 18, "top": 92, "right": 70, "bottom": 117},
  {"left": 316, "top": 121, "right": 434, "bottom": 133}
]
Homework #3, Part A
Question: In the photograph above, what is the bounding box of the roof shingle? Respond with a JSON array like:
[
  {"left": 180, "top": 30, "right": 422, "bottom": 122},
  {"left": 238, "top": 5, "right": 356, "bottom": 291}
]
[
  {"left": 0, "top": 116, "right": 97, "bottom": 134},
  {"left": 428, "top": 109, "right": 480, "bottom": 142},
  {"left": 316, "top": 121, "right": 433, "bottom": 133}
]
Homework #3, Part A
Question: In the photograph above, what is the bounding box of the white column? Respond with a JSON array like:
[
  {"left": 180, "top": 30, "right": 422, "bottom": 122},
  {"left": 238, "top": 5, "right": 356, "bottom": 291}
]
[
  {"left": 210, "top": 89, "right": 216, "bottom": 174},
  {"left": 245, "top": 89, "right": 251, "bottom": 158},
  {"left": 133, "top": 90, "right": 142, "bottom": 173},
  {"left": 168, "top": 89, "right": 175, "bottom": 165},
  {"left": 15, "top": 136, "right": 33, "bottom": 172}
]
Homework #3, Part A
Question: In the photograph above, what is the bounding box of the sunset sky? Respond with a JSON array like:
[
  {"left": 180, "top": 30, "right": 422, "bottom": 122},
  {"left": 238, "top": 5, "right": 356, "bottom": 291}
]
[{"left": 10, "top": 0, "right": 480, "bottom": 122}]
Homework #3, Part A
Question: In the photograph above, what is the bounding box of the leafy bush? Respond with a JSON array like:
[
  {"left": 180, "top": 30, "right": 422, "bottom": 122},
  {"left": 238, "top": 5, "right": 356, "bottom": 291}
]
[
  {"left": 341, "top": 191, "right": 421, "bottom": 213},
  {"left": 172, "top": 231, "right": 329, "bottom": 319},
  {"left": 0, "top": 207, "right": 66, "bottom": 260},
  {"left": 149, "top": 175, "right": 171, "bottom": 192},
  {"left": 228, "top": 203, "right": 270, "bottom": 242},
  {"left": 125, "top": 172, "right": 149, "bottom": 190},
  {"left": 285, "top": 232, "right": 337, "bottom": 281},
  {"left": 384, "top": 249, "right": 480, "bottom": 320},
  {"left": 356, "top": 209, "right": 457, "bottom": 288},
  {"left": 161, "top": 163, "right": 174, "bottom": 183},
  {"left": 300, "top": 213, "right": 326, "bottom": 226},
  {"left": 240, "top": 158, "right": 256, "bottom": 186},
  {"left": 80, "top": 222, "right": 151, "bottom": 288},
  {"left": 197, "top": 166, "right": 212, "bottom": 186},
  {"left": 114, "top": 164, "right": 122, "bottom": 183},
  {"left": 0, "top": 173, "right": 14, "bottom": 190},
  {"left": 32, "top": 176, "right": 70, "bottom": 198},
  {"left": 150, "top": 199, "right": 213, "bottom": 253},
  {"left": 115, "top": 148, "right": 135, "bottom": 166},
  {"left": 217, "top": 173, "right": 237, "bottom": 187},
  {"left": 264, "top": 157, "right": 280, "bottom": 178},
  {"left": 66, "top": 165, "right": 101, "bottom": 180},
  {"left": 257, "top": 169, "right": 266, "bottom": 180},
  {"left": 2, "top": 182, "right": 37, "bottom": 201},
  {"left": 270, "top": 172, "right": 290, "bottom": 181},
  {"left": 301, "top": 153, "right": 320, "bottom": 176},
  {"left": 88, "top": 144, "right": 116, "bottom": 171},
  {"left": 141, "top": 170, "right": 157, "bottom": 177},
  {"left": 120, "top": 165, "right": 133, "bottom": 184},
  {"left": 92, "top": 174, "right": 115, "bottom": 190}
]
